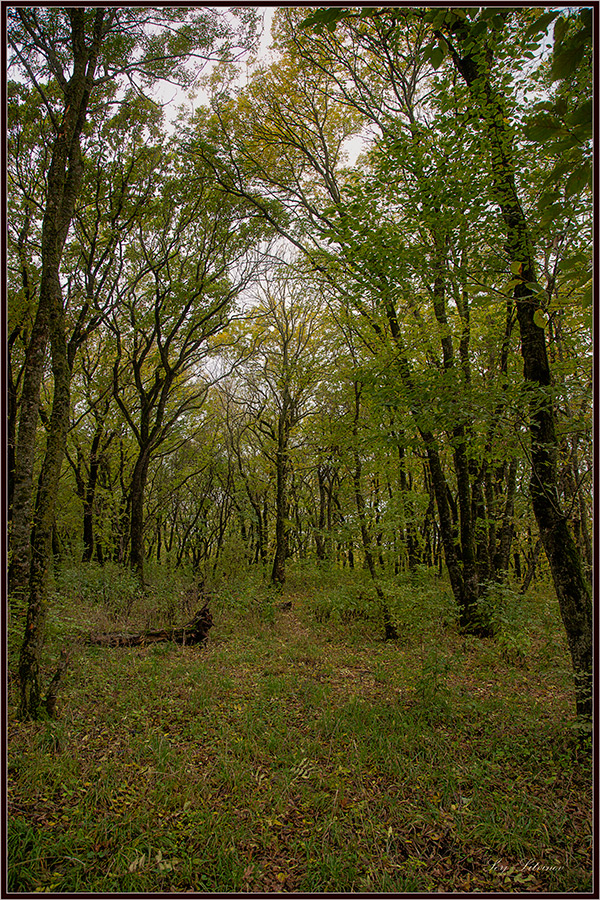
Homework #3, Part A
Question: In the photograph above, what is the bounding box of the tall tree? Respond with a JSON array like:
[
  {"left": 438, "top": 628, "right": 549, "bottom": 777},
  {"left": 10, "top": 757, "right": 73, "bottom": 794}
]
[
  {"left": 221, "top": 272, "right": 327, "bottom": 587},
  {"left": 300, "top": 5, "right": 592, "bottom": 720},
  {"left": 108, "top": 144, "right": 263, "bottom": 584},
  {"left": 432, "top": 5, "right": 592, "bottom": 723},
  {"left": 8, "top": 6, "right": 258, "bottom": 718}
]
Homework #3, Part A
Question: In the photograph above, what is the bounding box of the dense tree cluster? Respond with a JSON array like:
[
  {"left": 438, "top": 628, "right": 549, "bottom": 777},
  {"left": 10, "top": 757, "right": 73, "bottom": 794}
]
[{"left": 7, "top": 7, "right": 591, "bottom": 722}]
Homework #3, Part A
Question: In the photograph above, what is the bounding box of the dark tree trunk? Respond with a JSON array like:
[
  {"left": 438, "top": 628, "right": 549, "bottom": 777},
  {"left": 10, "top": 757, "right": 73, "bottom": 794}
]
[
  {"left": 472, "top": 466, "right": 492, "bottom": 585},
  {"left": 397, "top": 444, "right": 419, "bottom": 570},
  {"left": 8, "top": 210, "right": 42, "bottom": 592},
  {"left": 9, "top": 309, "right": 49, "bottom": 595},
  {"left": 315, "top": 464, "right": 328, "bottom": 561},
  {"left": 520, "top": 537, "right": 542, "bottom": 596},
  {"left": 495, "top": 457, "right": 518, "bottom": 578},
  {"left": 448, "top": 22, "right": 592, "bottom": 722},
  {"left": 351, "top": 384, "right": 398, "bottom": 640},
  {"left": 381, "top": 295, "right": 487, "bottom": 633},
  {"left": 83, "top": 411, "right": 111, "bottom": 562},
  {"left": 7, "top": 325, "right": 26, "bottom": 531},
  {"left": 18, "top": 10, "right": 106, "bottom": 719},
  {"left": 271, "top": 395, "right": 291, "bottom": 588},
  {"left": 128, "top": 448, "right": 152, "bottom": 584}
]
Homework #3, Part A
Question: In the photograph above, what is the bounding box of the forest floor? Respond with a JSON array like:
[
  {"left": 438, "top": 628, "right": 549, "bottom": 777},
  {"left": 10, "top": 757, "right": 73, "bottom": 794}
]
[{"left": 7, "top": 563, "right": 593, "bottom": 893}]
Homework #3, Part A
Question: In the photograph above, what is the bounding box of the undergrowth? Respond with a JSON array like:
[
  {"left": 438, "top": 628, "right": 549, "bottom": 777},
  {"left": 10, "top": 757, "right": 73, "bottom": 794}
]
[{"left": 7, "top": 559, "right": 591, "bottom": 893}]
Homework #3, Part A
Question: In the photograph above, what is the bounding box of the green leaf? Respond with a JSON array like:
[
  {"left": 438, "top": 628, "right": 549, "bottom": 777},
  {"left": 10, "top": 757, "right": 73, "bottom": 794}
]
[
  {"left": 299, "top": 8, "right": 350, "bottom": 32},
  {"left": 552, "top": 47, "right": 585, "bottom": 80},
  {"left": 565, "top": 162, "right": 591, "bottom": 198},
  {"left": 524, "top": 114, "right": 564, "bottom": 143},
  {"left": 422, "top": 42, "right": 446, "bottom": 69},
  {"left": 539, "top": 202, "right": 566, "bottom": 227},
  {"left": 533, "top": 309, "right": 548, "bottom": 329},
  {"left": 553, "top": 17, "right": 567, "bottom": 45},
  {"left": 581, "top": 283, "right": 592, "bottom": 307},
  {"left": 430, "top": 46, "right": 445, "bottom": 69},
  {"left": 566, "top": 99, "right": 592, "bottom": 129},
  {"left": 537, "top": 190, "right": 561, "bottom": 209},
  {"left": 553, "top": 98, "right": 568, "bottom": 117},
  {"left": 524, "top": 10, "right": 559, "bottom": 40}
]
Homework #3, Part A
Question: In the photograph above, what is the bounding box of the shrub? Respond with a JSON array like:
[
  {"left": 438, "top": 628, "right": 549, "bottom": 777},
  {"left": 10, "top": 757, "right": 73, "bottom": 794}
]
[
  {"left": 477, "top": 582, "right": 533, "bottom": 664},
  {"left": 56, "top": 561, "right": 140, "bottom": 622}
]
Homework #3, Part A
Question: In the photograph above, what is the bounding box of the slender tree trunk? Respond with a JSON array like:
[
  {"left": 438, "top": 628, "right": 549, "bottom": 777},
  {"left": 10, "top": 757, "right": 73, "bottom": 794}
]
[
  {"left": 520, "top": 538, "right": 542, "bottom": 595},
  {"left": 397, "top": 444, "right": 419, "bottom": 570},
  {"left": 495, "top": 456, "right": 518, "bottom": 578},
  {"left": 82, "top": 411, "right": 111, "bottom": 562},
  {"left": 448, "top": 24, "right": 592, "bottom": 721},
  {"left": 16, "top": 9, "right": 106, "bottom": 719},
  {"left": 129, "top": 451, "right": 150, "bottom": 585},
  {"left": 381, "top": 295, "right": 486, "bottom": 632},
  {"left": 19, "top": 268, "right": 72, "bottom": 717},
  {"left": 271, "top": 416, "right": 289, "bottom": 586},
  {"left": 315, "top": 464, "right": 328, "bottom": 561},
  {"left": 351, "top": 384, "right": 398, "bottom": 640},
  {"left": 9, "top": 312, "right": 49, "bottom": 595}
]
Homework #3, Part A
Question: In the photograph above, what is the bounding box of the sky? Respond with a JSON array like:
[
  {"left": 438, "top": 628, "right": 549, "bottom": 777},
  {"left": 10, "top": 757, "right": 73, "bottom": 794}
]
[{"left": 156, "top": 7, "right": 276, "bottom": 129}]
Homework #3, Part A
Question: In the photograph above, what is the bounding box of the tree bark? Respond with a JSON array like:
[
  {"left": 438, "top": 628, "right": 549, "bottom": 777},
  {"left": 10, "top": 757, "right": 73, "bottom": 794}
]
[
  {"left": 351, "top": 384, "right": 398, "bottom": 640},
  {"left": 83, "top": 408, "right": 112, "bottom": 562},
  {"left": 271, "top": 392, "right": 291, "bottom": 587},
  {"left": 448, "top": 20, "right": 592, "bottom": 721},
  {"left": 9, "top": 309, "right": 49, "bottom": 595},
  {"left": 383, "top": 299, "right": 485, "bottom": 633},
  {"left": 17, "top": 8, "right": 106, "bottom": 719},
  {"left": 129, "top": 451, "right": 150, "bottom": 585},
  {"left": 86, "top": 605, "right": 213, "bottom": 648}
]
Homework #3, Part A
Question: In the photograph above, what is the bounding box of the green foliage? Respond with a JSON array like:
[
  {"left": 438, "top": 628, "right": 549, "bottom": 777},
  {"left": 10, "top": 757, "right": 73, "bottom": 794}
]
[
  {"left": 290, "top": 563, "right": 377, "bottom": 627},
  {"left": 56, "top": 562, "right": 141, "bottom": 622},
  {"left": 413, "top": 650, "right": 453, "bottom": 723},
  {"left": 476, "top": 582, "right": 533, "bottom": 665}
]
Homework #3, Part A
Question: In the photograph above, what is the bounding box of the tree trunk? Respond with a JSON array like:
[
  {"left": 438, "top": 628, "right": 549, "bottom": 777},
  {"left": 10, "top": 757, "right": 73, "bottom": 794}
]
[
  {"left": 9, "top": 311, "right": 49, "bottom": 595},
  {"left": 448, "top": 22, "right": 592, "bottom": 722},
  {"left": 129, "top": 451, "right": 151, "bottom": 585},
  {"left": 315, "top": 464, "right": 328, "bottom": 561},
  {"left": 17, "top": 9, "right": 105, "bottom": 719},
  {"left": 495, "top": 456, "right": 518, "bottom": 578},
  {"left": 520, "top": 537, "right": 542, "bottom": 596},
  {"left": 19, "top": 270, "right": 76, "bottom": 718},
  {"left": 271, "top": 399, "right": 291, "bottom": 587},
  {"left": 351, "top": 384, "right": 398, "bottom": 640},
  {"left": 86, "top": 605, "right": 213, "bottom": 648},
  {"left": 381, "top": 296, "right": 486, "bottom": 633},
  {"left": 83, "top": 410, "right": 111, "bottom": 562}
]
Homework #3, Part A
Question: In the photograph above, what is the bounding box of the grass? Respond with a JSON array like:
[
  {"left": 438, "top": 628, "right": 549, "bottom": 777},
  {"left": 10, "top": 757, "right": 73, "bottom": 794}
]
[{"left": 7, "top": 560, "right": 592, "bottom": 893}]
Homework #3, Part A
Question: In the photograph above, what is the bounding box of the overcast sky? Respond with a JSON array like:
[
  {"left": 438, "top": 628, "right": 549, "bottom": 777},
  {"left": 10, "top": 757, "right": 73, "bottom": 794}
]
[{"left": 156, "top": 7, "right": 275, "bottom": 128}]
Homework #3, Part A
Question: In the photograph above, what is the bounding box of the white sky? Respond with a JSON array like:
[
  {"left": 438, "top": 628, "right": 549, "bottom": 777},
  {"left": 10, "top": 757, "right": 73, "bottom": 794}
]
[{"left": 156, "top": 7, "right": 276, "bottom": 128}]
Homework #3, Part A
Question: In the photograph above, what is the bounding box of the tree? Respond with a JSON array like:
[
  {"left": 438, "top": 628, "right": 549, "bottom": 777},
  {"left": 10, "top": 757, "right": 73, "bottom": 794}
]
[
  {"left": 107, "top": 141, "right": 264, "bottom": 584},
  {"left": 8, "top": 5, "right": 259, "bottom": 719},
  {"left": 432, "top": 4, "right": 592, "bottom": 723},
  {"left": 220, "top": 272, "right": 328, "bottom": 587},
  {"left": 299, "top": 5, "right": 592, "bottom": 721},
  {"left": 204, "top": 9, "right": 527, "bottom": 632}
]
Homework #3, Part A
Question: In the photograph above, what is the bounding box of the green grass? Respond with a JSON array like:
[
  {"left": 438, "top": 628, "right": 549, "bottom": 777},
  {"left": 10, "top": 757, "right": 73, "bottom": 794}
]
[{"left": 7, "top": 561, "right": 592, "bottom": 892}]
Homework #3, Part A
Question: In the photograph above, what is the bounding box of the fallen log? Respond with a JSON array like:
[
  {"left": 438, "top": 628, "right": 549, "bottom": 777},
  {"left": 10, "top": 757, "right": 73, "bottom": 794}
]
[{"left": 85, "top": 605, "right": 213, "bottom": 648}]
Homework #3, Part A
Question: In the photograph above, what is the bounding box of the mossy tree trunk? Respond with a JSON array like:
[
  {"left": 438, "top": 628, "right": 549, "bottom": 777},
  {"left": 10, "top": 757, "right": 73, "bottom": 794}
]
[
  {"left": 17, "top": 9, "right": 105, "bottom": 719},
  {"left": 351, "top": 383, "right": 398, "bottom": 640},
  {"left": 271, "top": 390, "right": 292, "bottom": 588},
  {"left": 445, "top": 18, "right": 592, "bottom": 722}
]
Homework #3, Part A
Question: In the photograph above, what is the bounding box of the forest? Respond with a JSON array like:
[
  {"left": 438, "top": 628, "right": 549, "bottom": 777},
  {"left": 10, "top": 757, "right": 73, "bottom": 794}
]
[{"left": 6, "top": 6, "right": 592, "bottom": 894}]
